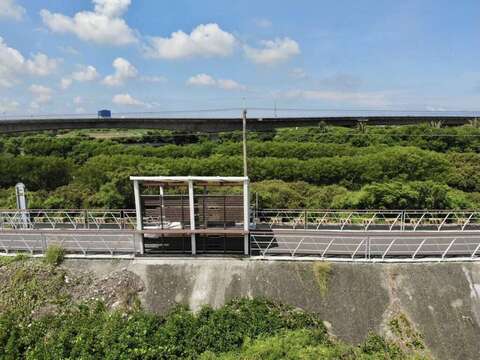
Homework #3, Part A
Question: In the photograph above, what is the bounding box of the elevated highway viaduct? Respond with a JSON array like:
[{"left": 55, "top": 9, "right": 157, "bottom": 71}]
[{"left": 0, "top": 115, "right": 476, "bottom": 134}]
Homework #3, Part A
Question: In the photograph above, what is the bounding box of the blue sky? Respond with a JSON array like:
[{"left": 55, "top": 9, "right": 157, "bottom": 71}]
[{"left": 0, "top": 0, "right": 479, "bottom": 116}]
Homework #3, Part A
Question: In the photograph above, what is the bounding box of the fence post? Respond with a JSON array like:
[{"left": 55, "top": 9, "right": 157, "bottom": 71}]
[
  {"left": 41, "top": 232, "right": 47, "bottom": 253},
  {"left": 365, "top": 237, "right": 368, "bottom": 259},
  {"left": 367, "top": 236, "right": 372, "bottom": 260},
  {"left": 304, "top": 209, "right": 307, "bottom": 230}
]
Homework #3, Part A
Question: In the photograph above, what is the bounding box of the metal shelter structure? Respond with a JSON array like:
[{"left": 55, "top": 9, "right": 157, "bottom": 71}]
[{"left": 130, "top": 176, "right": 250, "bottom": 255}]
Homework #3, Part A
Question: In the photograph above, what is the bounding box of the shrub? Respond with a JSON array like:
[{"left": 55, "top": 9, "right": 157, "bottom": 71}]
[
  {"left": 44, "top": 245, "right": 65, "bottom": 266},
  {"left": 360, "top": 332, "right": 404, "bottom": 358},
  {"left": 0, "top": 253, "right": 30, "bottom": 266},
  {"left": 202, "top": 329, "right": 413, "bottom": 360}
]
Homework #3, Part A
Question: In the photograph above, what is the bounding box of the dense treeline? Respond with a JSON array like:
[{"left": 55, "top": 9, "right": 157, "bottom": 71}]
[
  {"left": 4, "top": 123, "right": 480, "bottom": 159},
  {"left": 0, "top": 155, "right": 72, "bottom": 191},
  {"left": 273, "top": 124, "right": 480, "bottom": 152},
  {"left": 1, "top": 124, "right": 480, "bottom": 209}
]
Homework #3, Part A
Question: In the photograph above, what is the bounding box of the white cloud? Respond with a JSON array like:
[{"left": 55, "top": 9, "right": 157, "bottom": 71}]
[
  {"left": 0, "top": 98, "right": 19, "bottom": 113},
  {"left": 285, "top": 89, "right": 389, "bottom": 107},
  {"left": 0, "top": 38, "right": 24, "bottom": 86},
  {"left": 112, "top": 93, "right": 144, "bottom": 106},
  {"left": 217, "top": 79, "right": 246, "bottom": 91},
  {"left": 187, "top": 73, "right": 246, "bottom": 91},
  {"left": 93, "top": 0, "right": 130, "bottom": 17},
  {"left": 72, "top": 65, "right": 98, "bottom": 82},
  {"left": 0, "top": 37, "right": 58, "bottom": 87},
  {"left": 40, "top": 0, "right": 136, "bottom": 46},
  {"left": 244, "top": 37, "right": 300, "bottom": 65},
  {"left": 145, "top": 23, "right": 236, "bottom": 59},
  {"left": 103, "top": 57, "right": 137, "bottom": 86},
  {"left": 73, "top": 96, "right": 83, "bottom": 105},
  {"left": 0, "top": 0, "right": 25, "bottom": 21},
  {"left": 29, "top": 84, "right": 53, "bottom": 107},
  {"left": 187, "top": 73, "right": 216, "bottom": 87},
  {"left": 25, "top": 53, "right": 59, "bottom": 76},
  {"left": 140, "top": 75, "right": 167, "bottom": 83},
  {"left": 61, "top": 65, "right": 99, "bottom": 88},
  {"left": 60, "top": 78, "right": 72, "bottom": 89}
]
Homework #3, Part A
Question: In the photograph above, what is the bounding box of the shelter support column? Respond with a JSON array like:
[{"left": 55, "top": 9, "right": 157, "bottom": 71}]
[
  {"left": 133, "top": 180, "right": 144, "bottom": 254},
  {"left": 188, "top": 179, "right": 196, "bottom": 255},
  {"left": 243, "top": 178, "right": 250, "bottom": 255}
]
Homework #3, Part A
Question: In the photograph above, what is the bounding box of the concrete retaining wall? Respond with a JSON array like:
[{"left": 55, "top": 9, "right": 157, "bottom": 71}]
[{"left": 65, "top": 258, "right": 480, "bottom": 360}]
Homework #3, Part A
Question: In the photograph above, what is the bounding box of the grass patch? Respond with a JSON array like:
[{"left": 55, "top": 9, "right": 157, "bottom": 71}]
[
  {"left": 312, "top": 262, "right": 331, "bottom": 297},
  {"left": 0, "top": 253, "right": 30, "bottom": 266},
  {"left": 0, "top": 259, "right": 71, "bottom": 319},
  {"left": 43, "top": 245, "right": 65, "bottom": 266},
  {"left": 58, "top": 129, "right": 149, "bottom": 139}
]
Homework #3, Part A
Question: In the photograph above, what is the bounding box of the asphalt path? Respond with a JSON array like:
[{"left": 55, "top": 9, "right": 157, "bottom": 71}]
[{"left": 1, "top": 227, "right": 480, "bottom": 258}]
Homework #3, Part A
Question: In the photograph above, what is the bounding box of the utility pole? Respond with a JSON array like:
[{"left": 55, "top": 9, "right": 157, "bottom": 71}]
[
  {"left": 241, "top": 108, "right": 249, "bottom": 256},
  {"left": 242, "top": 109, "right": 248, "bottom": 177}
]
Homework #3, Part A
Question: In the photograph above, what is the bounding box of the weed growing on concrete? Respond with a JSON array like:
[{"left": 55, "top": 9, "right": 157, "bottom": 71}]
[
  {"left": 389, "top": 313, "right": 426, "bottom": 351},
  {"left": 313, "top": 261, "right": 331, "bottom": 297}
]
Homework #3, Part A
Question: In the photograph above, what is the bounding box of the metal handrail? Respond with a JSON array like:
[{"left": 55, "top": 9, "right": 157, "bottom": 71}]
[
  {"left": 250, "top": 232, "right": 480, "bottom": 261},
  {"left": 255, "top": 209, "right": 480, "bottom": 232},
  {"left": 1, "top": 209, "right": 480, "bottom": 232}
]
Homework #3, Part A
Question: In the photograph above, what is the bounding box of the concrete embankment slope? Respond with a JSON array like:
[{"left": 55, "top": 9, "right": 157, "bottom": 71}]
[{"left": 65, "top": 259, "right": 480, "bottom": 360}]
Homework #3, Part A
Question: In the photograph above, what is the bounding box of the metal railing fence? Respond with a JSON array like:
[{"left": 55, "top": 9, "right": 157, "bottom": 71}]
[
  {"left": 2, "top": 209, "right": 480, "bottom": 259},
  {"left": 250, "top": 231, "right": 480, "bottom": 260},
  {"left": 0, "top": 209, "right": 137, "bottom": 230},
  {"left": 255, "top": 209, "right": 480, "bottom": 231},
  {"left": 0, "top": 230, "right": 136, "bottom": 256},
  {"left": 3, "top": 209, "right": 480, "bottom": 232}
]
